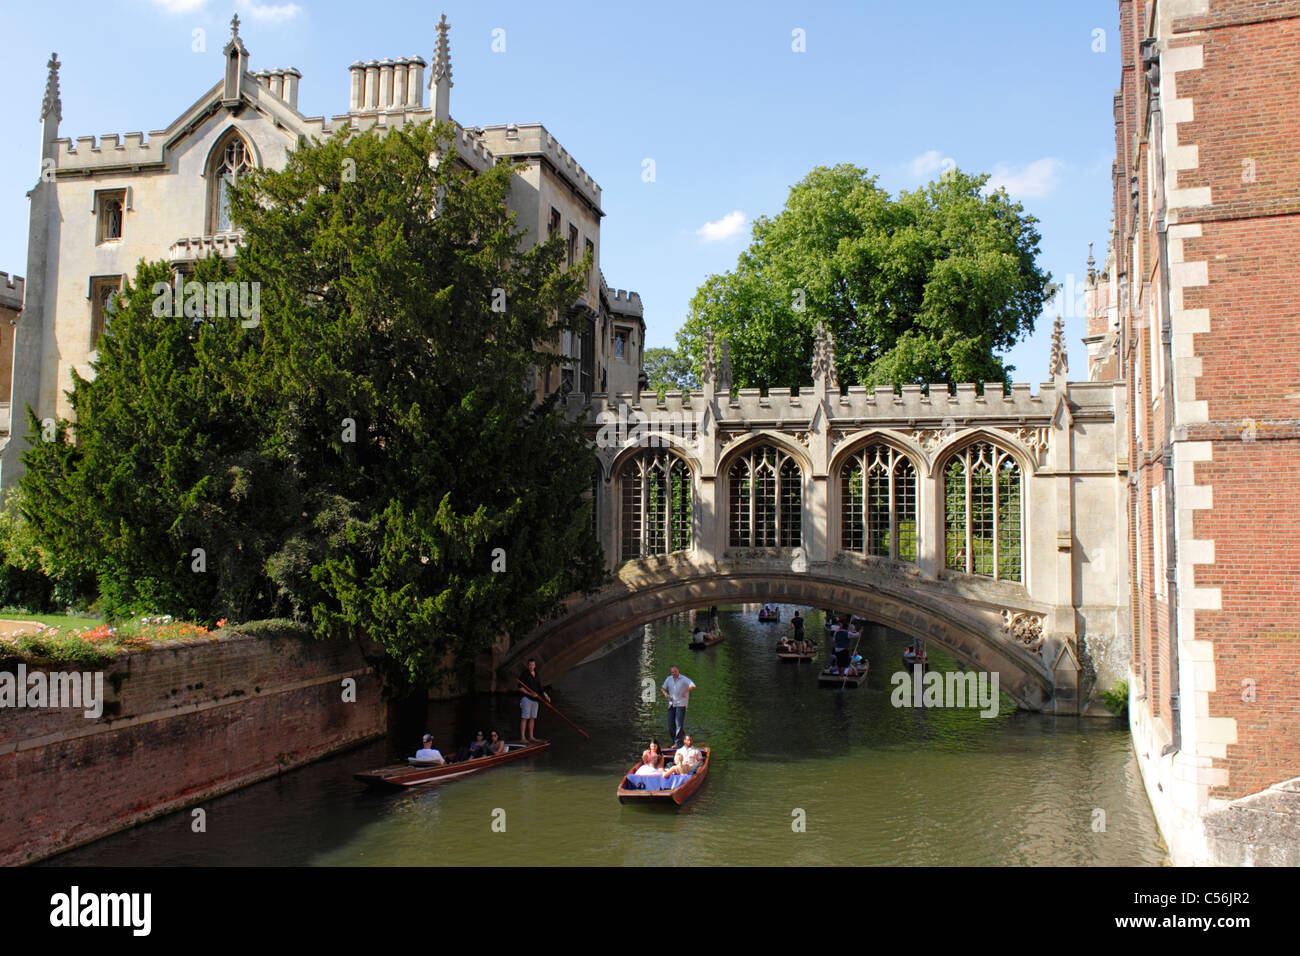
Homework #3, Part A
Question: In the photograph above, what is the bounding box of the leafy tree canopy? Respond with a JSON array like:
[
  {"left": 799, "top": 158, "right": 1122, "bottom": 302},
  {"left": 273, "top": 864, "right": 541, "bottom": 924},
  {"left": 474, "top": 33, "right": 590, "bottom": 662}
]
[
  {"left": 642, "top": 347, "right": 700, "bottom": 395},
  {"left": 677, "top": 165, "right": 1051, "bottom": 390}
]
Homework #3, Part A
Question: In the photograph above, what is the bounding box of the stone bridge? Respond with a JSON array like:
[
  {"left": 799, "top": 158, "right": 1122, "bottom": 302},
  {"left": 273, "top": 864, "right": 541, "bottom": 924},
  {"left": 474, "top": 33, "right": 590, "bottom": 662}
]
[{"left": 499, "top": 329, "right": 1129, "bottom": 714}]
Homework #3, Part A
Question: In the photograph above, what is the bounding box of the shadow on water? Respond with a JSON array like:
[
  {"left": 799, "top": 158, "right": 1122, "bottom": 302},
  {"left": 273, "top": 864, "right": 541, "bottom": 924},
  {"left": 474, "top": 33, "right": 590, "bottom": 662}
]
[{"left": 46, "top": 606, "right": 1166, "bottom": 866}]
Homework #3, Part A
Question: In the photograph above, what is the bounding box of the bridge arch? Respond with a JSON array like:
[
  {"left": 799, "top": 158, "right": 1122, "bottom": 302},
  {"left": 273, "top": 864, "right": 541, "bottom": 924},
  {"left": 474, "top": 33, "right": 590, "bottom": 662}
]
[{"left": 503, "top": 556, "right": 1056, "bottom": 711}]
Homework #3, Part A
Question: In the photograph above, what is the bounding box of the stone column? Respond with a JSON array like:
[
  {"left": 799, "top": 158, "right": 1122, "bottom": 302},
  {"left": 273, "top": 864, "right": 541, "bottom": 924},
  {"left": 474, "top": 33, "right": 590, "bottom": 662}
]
[
  {"left": 378, "top": 59, "right": 394, "bottom": 109},
  {"left": 363, "top": 60, "right": 380, "bottom": 110},
  {"left": 348, "top": 61, "right": 365, "bottom": 111}
]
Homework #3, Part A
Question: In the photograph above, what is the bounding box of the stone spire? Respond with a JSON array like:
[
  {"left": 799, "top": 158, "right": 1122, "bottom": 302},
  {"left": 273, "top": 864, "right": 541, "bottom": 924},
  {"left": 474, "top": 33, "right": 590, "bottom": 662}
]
[
  {"left": 1086, "top": 242, "right": 1096, "bottom": 284},
  {"left": 1049, "top": 314, "right": 1069, "bottom": 378},
  {"left": 700, "top": 330, "right": 715, "bottom": 385},
  {"left": 717, "top": 339, "right": 733, "bottom": 392},
  {"left": 431, "top": 13, "right": 453, "bottom": 122},
  {"left": 222, "top": 13, "right": 251, "bottom": 105},
  {"left": 40, "top": 53, "right": 61, "bottom": 122}
]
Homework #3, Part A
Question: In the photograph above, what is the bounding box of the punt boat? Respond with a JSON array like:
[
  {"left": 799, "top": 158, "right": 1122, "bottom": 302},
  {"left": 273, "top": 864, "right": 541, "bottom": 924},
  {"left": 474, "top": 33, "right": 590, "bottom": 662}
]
[
  {"left": 354, "top": 739, "right": 550, "bottom": 789},
  {"left": 617, "top": 747, "right": 711, "bottom": 806}
]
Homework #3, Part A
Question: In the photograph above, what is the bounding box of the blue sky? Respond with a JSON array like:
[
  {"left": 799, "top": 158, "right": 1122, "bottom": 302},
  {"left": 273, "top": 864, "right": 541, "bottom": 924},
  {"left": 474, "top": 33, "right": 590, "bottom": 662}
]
[{"left": 0, "top": 0, "right": 1120, "bottom": 385}]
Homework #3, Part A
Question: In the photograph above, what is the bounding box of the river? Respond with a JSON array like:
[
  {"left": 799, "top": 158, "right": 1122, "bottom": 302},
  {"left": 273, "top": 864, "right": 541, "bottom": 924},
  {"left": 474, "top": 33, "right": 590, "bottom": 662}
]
[{"left": 46, "top": 606, "right": 1167, "bottom": 866}]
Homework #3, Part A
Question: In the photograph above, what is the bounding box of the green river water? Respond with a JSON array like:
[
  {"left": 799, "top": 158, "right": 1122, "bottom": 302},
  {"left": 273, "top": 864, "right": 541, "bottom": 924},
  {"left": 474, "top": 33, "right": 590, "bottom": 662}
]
[{"left": 48, "top": 606, "right": 1167, "bottom": 866}]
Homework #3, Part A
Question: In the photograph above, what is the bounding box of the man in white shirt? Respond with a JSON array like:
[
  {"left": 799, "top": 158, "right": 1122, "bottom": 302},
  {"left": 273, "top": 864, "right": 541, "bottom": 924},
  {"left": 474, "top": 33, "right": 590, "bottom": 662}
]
[
  {"left": 672, "top": 734, "right": 702, "bottom": 774},
  {"left": 660, "top": 666, "right": 696, "bottom": 748},
  {"left": 414, "top": 733, "right": 445, "bottom": 765}
]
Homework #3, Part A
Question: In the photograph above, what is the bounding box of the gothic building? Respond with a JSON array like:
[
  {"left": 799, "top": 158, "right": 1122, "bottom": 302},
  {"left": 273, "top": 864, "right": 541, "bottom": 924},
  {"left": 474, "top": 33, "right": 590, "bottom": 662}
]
[{"left": 1, "top": 15, "right": 646, "bottom": 491}]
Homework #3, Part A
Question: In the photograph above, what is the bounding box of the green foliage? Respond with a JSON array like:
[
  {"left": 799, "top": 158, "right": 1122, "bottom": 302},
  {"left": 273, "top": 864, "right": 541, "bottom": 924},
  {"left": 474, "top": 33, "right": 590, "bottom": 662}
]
[
  {"left": 233, "top": 120, "right": 607, "bottom": 685},
  {"left": 17, "top": 256, "right": 294, "bottom": 623},
  {"left": 678, "top": 165, "right": 1051, "bottom": 390},
  {"left": 1102, "top": 680, "right": 1129, "bottom": 718},
  {"left": 642, "top": 347, "right": 700, "bottom": 396}
]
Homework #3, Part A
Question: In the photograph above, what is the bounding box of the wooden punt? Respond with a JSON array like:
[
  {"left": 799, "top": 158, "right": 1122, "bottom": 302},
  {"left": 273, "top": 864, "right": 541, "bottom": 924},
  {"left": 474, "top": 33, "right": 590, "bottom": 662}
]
[
  {"left": 776, "top": 641, "right": 817, "bottom": 661},
  {"left": 617, "top": 747, "right": 711, "bottom": 806},
  {"left": 758, "top": 608, "right": 781, "bottom": 622},
  {"left": 818, "top": 661, "right": 869, "bottom": 687},
  {"left": 354, "top": 739, "right": 550, "bottom": 789},
  {"left": 689, "top": 632, "right": 724, "bottom": 650}
]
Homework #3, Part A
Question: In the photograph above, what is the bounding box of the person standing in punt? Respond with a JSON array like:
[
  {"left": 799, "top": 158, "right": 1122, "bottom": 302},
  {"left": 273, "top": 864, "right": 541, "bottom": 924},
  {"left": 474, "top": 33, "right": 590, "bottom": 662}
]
[
  {"left": 661, "top": 665, "right": 696, "bottom": 748},
  {"left": 518, "top": 659, "right": 549, "bottom": 743}
]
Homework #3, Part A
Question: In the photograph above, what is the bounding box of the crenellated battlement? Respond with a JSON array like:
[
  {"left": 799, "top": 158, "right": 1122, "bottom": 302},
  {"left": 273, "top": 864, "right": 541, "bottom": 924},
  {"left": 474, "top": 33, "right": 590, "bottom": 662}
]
[
  {"left": 54, "top": 131, "right": 161, "bottom": 171},
  {"left": 605, "top": 288, "right": 643, "bottom": 316},
  {"left": 579, "top": 381, "right": 1068, "bottom": 429},
  {"left": 0, "top": 272, "right": 24, "bottom": 312},
  {"left": 476, "top": 123, "right": 602, "bottom": 211}
]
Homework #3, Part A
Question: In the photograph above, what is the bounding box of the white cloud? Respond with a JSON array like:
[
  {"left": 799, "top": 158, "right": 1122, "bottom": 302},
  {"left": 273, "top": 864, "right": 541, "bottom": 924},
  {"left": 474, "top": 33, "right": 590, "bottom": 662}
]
[
  {"left": 237, "top": 0, "right": 304, "bottom": 23},
  {"left": 150, "top": 0, "right": 208, "bottom": 12},
  {"left": 909, "top": 149, "right": 956, "bottom": 178},
  {"left": 984, "top": 158, "right": 1065, "bottom": 200},
  {"left": 696, "top": 210, "right": 747, "bottom": 243}
]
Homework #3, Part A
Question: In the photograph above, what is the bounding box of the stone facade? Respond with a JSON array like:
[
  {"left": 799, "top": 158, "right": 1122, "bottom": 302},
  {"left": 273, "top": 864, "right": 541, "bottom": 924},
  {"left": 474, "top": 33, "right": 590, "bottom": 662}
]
[
  {"left": 0, "top": 16, "right": 644, "bottom": 491},
  {"left": 1101, "top": 0, "right": 1300, "bottom": 865}
]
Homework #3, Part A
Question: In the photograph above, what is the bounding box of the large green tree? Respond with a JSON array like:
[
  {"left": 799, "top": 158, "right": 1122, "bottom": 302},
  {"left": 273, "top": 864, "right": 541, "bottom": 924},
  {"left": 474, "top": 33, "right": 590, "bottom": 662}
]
[
  {"left": 677, "top": 165, "right": 1051, "bottom": 390},
  {"left": 231, "top": 120, "right": 606, "bottom": 684}
]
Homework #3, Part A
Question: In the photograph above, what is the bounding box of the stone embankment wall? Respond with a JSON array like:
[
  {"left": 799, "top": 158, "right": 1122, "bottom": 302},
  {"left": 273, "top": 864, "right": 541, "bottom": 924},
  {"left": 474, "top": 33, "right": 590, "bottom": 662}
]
[{"left": 0, "top": 633, "right": 386, "bottom": 865}]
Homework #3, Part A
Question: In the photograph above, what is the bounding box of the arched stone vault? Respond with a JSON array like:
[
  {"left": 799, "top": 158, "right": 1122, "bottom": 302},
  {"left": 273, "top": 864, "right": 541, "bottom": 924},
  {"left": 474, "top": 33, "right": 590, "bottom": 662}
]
[{"left": 503, "top": 555, "right": 1055, "bottom": 711}]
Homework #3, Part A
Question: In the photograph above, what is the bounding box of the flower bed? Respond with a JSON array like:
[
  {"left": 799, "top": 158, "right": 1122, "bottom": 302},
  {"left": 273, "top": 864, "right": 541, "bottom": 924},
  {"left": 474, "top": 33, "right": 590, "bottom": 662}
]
[{"left": 0, "top": 615, "right": 224, "bottom": 668}]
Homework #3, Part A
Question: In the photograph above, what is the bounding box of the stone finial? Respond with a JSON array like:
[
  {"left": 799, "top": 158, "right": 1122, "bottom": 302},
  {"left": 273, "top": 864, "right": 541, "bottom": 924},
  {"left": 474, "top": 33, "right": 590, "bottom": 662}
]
[
  {"left": 230, "top": 13, "right": 241, "bottom": 39},
  {"left": 824, "top": 324, "right": 839, "bottom": 390},
  {"left": 701, "top": 330, "right": 715, "bottom": 385},
  {"left": 718, "top": 339, "right": 733, "bottom": 392},
  {"left": 1086, "top": 242, "right": 1096, "bottom": 284},
  {"left": 1049, "top": 314, "right": 1069, "bottom": 378},
  {"left": 811, "top": 320, "right": 827, "bottom": 382},
  {"left": 431, "top": 13, "right": 453, "bottom": 122},
  {"left": 41, "top": 53, "right": 61, "bottom": 122},
  {"left": 433, "top": 14, "right": 453, "bottom": 83}
]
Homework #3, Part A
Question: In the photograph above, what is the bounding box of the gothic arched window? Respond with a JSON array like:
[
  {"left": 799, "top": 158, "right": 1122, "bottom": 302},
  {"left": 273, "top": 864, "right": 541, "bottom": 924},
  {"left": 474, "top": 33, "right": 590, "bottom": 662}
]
[
  {"left": 840, "top": 443, "right": 917, "bottom": 562},
  {"left": 620, "top": 451, "right": 692, "bottom": 560},
  {"left": 208, "top": 135, "right": 252, "bottom": 234},
  {"left": 728, "top": 445, "right": 802, "bottom": 548},
  {"left": 942, "top": 441, "right": 1023, "bottom": 582}
]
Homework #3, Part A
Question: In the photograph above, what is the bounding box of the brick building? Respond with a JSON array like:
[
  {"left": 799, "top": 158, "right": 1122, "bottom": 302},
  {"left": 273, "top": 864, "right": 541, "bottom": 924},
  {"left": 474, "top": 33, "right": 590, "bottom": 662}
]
[{"left": 1093, "top": 0, "right": 1300, "bottom": 864}]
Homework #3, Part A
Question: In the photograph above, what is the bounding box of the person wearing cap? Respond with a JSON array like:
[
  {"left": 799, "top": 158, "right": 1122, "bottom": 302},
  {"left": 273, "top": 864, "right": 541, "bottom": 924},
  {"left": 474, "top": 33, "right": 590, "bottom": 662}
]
[{"left": 414, "top": 734, "right": 445, "bottom": 765}]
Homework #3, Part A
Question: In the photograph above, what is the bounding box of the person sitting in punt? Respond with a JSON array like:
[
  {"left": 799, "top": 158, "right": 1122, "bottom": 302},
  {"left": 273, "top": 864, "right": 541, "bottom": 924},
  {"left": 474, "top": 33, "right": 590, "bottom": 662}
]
[
  {"left": 414, "top": 734, "right": 446, "bottom": 765},
  {"left": 648, "top": 739, "right": 667, "bottom": 770},
  {"left": 486, "top": 731, "right": 506, "bottom": 755},
  {"left": 691, "top": 625, "right": 706, "bottom": 646},
  {"left": 672, "top": 735, "right": 702, "bottom": 775},
  {"left": 634, "top": 750, "right": 664, "bottom": 776},
  {"left": 778, "top": 635, "right": 795, "bottom": 652},
  {"left": 457, "top": 731, "right": 488, "bottom": 761}
]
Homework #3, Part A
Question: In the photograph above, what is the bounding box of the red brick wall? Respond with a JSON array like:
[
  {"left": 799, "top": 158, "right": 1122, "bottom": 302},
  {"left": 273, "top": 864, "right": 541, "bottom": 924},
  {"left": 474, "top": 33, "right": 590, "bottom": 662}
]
[
  {"left": 1117, "top": 0, "right": 1300, "bottom": 801},
  {"left": 0, "top": 633, "right": 387, "bottom": 865}
]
